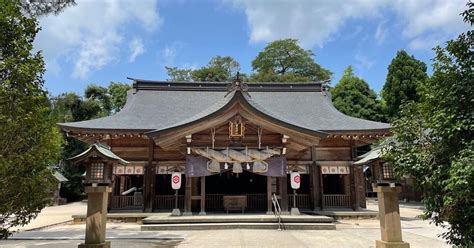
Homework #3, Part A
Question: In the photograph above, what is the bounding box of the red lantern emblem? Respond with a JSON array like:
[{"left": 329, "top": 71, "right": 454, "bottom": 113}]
[
  {"left": 290, "top": 172, "right": 301, "bottom": 189},
  {"left": 171, "top": 172, "right": 181, "bottom": 190}
]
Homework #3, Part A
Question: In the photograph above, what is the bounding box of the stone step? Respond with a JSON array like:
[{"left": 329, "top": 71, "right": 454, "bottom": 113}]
[
  {"left": 141, "top": 222, "right": 336, "bottom": 231},
  {"left": 142, "top": 215, "right": 334, "bottom": 224}
]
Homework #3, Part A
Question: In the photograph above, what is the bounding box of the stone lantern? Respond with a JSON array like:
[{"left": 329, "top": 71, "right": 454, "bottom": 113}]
[{"left": 69, "top": 143, "right": 128, "bottom": 248}]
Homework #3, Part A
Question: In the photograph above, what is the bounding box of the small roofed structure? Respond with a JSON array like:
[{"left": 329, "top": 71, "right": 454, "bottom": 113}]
[
  {"left": 69, "top": 143, "right": 128, "bottom": 186},
  {"left": 69, "top": 143, "right": 129, "bottom": 165},
  {"left": 51, "top": 170, "right": 68, "bottom": 205},
  {"left": 355, "top": 146, "right": 421, "bottom": 201}
]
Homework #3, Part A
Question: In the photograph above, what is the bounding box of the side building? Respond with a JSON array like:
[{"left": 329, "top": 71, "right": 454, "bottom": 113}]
[{"left": 59, "top": 79, "right": 390, "bottom": 213}]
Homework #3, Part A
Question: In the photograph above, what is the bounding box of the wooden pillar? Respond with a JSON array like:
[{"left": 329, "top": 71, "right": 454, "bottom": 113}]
[
  {"left": 144, "top": 139, "right": 155, "bottom": 212},
  {"left": 199, "top": 176, "right": 206, "bottom": 215},
  {"left": 184, "top": 176, "right": 192, "bottom": 215},
  {"left": 349, "top": 138, "right": 360, "bottom": 210},
  {"left": 266, "top": 176, "right": 272, "bottom": 214},
  {"left": 279, "top": 175, "right": 289, "bottom": 214},
  {"left": 310, "top": 146, "right": 322, "bottom": 211}
]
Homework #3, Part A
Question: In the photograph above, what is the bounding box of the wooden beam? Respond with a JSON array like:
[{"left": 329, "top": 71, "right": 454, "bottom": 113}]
[
  {"left": 184, "top": 176, "right": 192, "bottom": 215},
  {"left": 266, "top": 177, "right": 272, "bottom": 214},
  {"left": 310, "top": 146, "right": 322, "bottom": 211},
  {"left": 280, "top": 175, "right": 289, "bottom": 213},
  {"left": 144, "top": 139, "right": 155, "bottom": 212},
  {"left": 200, "top": 177, "right": 206, "bottom": 215}
]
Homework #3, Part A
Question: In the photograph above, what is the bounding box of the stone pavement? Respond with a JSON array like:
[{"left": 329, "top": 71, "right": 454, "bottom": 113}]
[
  {"left": 0, "top": 200, "right": 450, "bottom": 248},
  {"left": 16, "top": 201, "right": 87, "bottom": 231}
]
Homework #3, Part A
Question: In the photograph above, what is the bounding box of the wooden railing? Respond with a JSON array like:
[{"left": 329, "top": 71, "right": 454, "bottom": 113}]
[
  {"left": 205, "top": 194, "right": 223, "bottom": 210},
  {"left": 246, "top": 194, "right": 267, "bottom": 210},
  {"left": 154, "top": 195, "right": 184, "bottom": 210},
  {"left": 110, "top": 195, "right": 143, "bottom": 210},
  {"left": 205, "top": 194, "right": 267, "bottom": 211},
  {"left": 322, "top": 194, "right": 351, "bottom": 207},
  {"left": 288, "top": 194, "right": 311, "bottom": 208}
]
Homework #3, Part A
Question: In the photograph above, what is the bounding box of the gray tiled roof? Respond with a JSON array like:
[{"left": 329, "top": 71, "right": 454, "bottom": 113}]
[
  {"left": 68, "top": 143, "right": 129, "bottom": 164},
  {"left": 59, "top": 80, "right": 390, "bottom": 133}
]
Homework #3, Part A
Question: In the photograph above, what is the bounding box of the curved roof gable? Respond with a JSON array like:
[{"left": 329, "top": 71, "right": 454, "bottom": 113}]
[{"left": 59, "top": 79, "right": 390, "bottom": 135}]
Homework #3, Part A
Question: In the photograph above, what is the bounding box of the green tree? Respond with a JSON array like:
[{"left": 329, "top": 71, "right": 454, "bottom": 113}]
[
  {"left": 0, "top": 0, "right": 62, "bottom": 238},
  {"left": 251, "top": 38, "right": 332, "bottom": 82},
  {"left": 383, "top": 3, "right": 473, "bottom": 246},
  {"left": 191, "top": 66, "right": 228, "bottom": 82},
  {"left": 108, "top": 82, "right": 131, "bottom": 112},
  {"left": 165, "top": 66, "right": 193, "bottom": 81},
  {"left": 207, "top": 55, "right": 240, "bottom": 78},
  {"left": 381, "top": 50, "right": 428, "bottom": 119},
  {"left": 51, "top": 81, "right": 131, "bottom": 201},
  {"left": 331, "top": 66, "right": 385, "bottom": 122},
  {"left": 166, "top": 56, "right": 241, "bottom": 82},
  {"left": 20, "top": 0, "right": 75, "bottom": 16}
]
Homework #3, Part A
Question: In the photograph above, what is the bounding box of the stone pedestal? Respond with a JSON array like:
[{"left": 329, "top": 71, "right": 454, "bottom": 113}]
[
  {"left": 290, "top": 208, "right": 300, "bottom": 215},
  {"left": 79, "top": 186, "right": 112, "bottom": 248},
  {"left": 171, "top": 208, "right": 181, "bottom": 216},
  {"left": 373, "top": 183, "right": 410, "bottom": 248}
]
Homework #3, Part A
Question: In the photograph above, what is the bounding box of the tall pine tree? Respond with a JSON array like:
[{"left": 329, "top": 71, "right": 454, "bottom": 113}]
[
  {"left": 381, "top": 50, "right": 428, "bottom": 119},
  {"left": 0, "top": 0, "right": 63, "bottom": 238},
  {"left": 331, "top": 66, "right": 385, "bottom": 122}
]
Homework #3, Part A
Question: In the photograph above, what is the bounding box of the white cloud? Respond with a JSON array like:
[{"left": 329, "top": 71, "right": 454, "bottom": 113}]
[
  {"left": 128, "top": 38, "right": 146, "bottom": 62},
  {"left": 228, "top": 0, "right": 469, "bottom": 49},
  {"left": 161, "top": 46, "right": 176, "bottom": 65},
  {"left": 390, "top": 0, "right": 469, "bottom": 49},
  {"left": 229, "top": 0, "right": 384, "bottom": 48},
  {"left": 35, "top": 0, "right": 161, "bottom": 79},
  {"left": 159, "top": 41, "right": 186, "bottom": 66},
  {"left": 374, "top": 21, "right": 388, "bottom": 45},
  {"left": 355, "top": 52, "right": 376, "bottom": 70}
]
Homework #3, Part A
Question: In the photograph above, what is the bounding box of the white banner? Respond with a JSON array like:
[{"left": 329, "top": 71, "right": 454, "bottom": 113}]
[
  {"left": 290, "top": 172, "right": 301, "bottom": 190},
  {"left": 171, "top": 172, "right": 182, "bottom": 190},
  {"left": 321, "top": 165, "right": 349, "bottom": 174}
]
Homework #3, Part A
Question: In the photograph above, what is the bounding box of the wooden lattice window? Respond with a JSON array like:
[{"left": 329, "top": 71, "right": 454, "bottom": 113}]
[
  {"left": 382, "top": 163, "right": 394, "bottom": 179},
  {"left": 90, "top": 162, "right": 104, "bottom": 179}
]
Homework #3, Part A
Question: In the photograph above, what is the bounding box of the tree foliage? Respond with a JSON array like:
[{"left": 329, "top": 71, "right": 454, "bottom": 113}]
[
  {"left": 0, "top": 0, "right": 62, "bottom": 238},
  {"left": 381, "top": 50, "right": 428, "bottom": 119},
  {"left": 166, "top": 56, "right": 241, "bottom": 82},
  {"left": 383, "top": 3, "right": 473, "bottom": 246},
  {"left": 251, "top": 39, "right": 332, "bottom": 82},
  {"left": 20, "top": 0, "right": 76, "bottom": 17},
  {"left": 108, "top": 82, "right": 131, "bottom": 112},
  {"left": 165, "top": 66, "right": 193, "bottom": 81},
  {"left": 331, "top": 66, "right": 385, "bottom": 122},
  {"left": 51, "top": 81, "right": 131, "bottom": 201}
]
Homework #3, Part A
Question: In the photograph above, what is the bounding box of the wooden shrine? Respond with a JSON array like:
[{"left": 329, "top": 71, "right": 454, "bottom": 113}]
[{"left": 60, "top": 78, "right": 390, "bottom": 214}]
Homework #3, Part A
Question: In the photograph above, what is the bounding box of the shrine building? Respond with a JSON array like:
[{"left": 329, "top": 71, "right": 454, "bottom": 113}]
[{"left": 59, "top": 78, "right": 390, "bottom": 214}]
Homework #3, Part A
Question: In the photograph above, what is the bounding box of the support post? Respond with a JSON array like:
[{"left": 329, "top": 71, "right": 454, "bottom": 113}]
[
  {"left": 171, "top": 189, "right": 181, "bottom": 216},
  {"left": 144, "top": 139, "right": 155, "bottom": 212},
  {"left": 199, "top": 176, "right": 206, "bottom": 215},
  {"left": 266, "top": 176, "right": 272, "bottom": 214},
  {"left": 373, "top": 183, "right": 410, "bottom": 248},
  {"left": 79, "top": 186, "right": 111, "bottom": 248},
  {"left": 280, "top": 175, "right": 289, "bottom": 214},
  {"left": 349, "top": 138, "right": 360, "bottom": 210},
  {"left": 183, "top": 176, "right": 192, "bottom": 216},
  {"left": 290, "top": 189, "right": 300, "bottom": 215},
  {"left": 310, "top": 146, "right": 321, "bottom": 211}
]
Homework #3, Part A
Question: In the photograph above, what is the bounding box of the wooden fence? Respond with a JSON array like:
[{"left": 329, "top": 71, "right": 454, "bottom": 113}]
[
  {"left": 110, "top": 195, "right": 143, "bottom": 210},
  {"left": 288, "top": 194, "right": 311, "bottom": 208},
  {"left": 154, "top": 195, "right": 184, "bottom": 210},
  {"left": 322, "top": 194, "right": 351, "bottom": 207}
]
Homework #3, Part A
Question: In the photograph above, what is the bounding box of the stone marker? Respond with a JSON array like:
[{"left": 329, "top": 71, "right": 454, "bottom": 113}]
[{"left": 373, "top": 183, "right": 410, "bottom": 248}]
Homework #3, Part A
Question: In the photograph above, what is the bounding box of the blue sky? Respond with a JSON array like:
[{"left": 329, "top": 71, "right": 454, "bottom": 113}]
[{"left": 35, "top": 0, "right": 469, "bottom": 96}]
